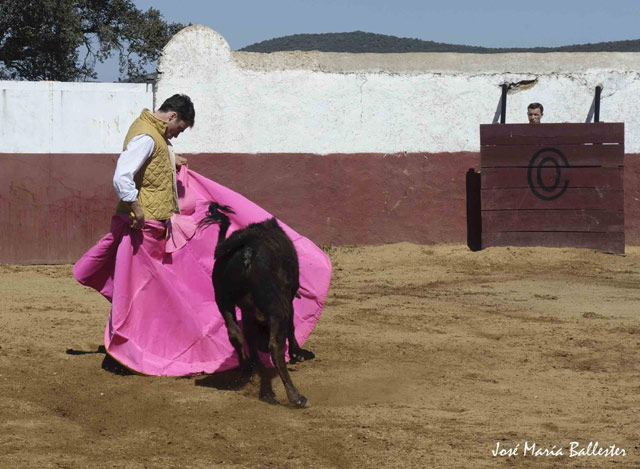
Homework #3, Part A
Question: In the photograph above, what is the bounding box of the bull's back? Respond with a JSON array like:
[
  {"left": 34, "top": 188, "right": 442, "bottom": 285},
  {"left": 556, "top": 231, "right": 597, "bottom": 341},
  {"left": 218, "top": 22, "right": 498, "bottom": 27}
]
[{"left": 215, "top": 217, "right": 299, "bottom": 290}]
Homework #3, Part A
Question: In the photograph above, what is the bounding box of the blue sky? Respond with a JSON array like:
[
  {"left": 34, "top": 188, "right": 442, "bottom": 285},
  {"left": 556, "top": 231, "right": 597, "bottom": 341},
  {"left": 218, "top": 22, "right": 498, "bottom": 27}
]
[{"left": 97, "top": 0, "right": 640, "bottom": 81}]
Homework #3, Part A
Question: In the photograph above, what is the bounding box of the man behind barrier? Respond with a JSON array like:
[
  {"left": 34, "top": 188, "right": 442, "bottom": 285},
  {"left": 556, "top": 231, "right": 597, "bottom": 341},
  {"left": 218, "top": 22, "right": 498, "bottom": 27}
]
[{"left": 527, "top": 102, "right": 544, "bottom": 124}]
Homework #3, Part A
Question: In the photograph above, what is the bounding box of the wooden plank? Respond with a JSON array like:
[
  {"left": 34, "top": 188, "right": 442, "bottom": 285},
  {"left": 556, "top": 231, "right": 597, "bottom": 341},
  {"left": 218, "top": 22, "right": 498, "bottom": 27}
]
[
  {"left": 482, "top": 210, "right": 623, "bottom": 233},
  {"left": 481, "top": 144, "right": 624, "bottom": 168},
  {"left": 481, "top": 167, "right": 623, "bottom": 189},
  {"left": 480, "top": 123, "right": 624, "bottom": 145},
  {"left": 482, "top": 231, "right": 625, "bottom": 254},
  {"left": 481, "top": 188, "right": 623, "bottom": 211}
]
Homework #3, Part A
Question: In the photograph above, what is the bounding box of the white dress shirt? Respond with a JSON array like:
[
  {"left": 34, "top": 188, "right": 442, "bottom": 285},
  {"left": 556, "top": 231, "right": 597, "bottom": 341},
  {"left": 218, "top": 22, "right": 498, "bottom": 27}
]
[{"left": 112, "top": 134, "right": 155, "bottom": 202}]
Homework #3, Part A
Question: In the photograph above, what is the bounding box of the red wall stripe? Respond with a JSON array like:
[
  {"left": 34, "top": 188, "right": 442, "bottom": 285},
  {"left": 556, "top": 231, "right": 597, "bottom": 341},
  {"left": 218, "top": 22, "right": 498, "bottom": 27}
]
[{"left": 1, "top": 152, "right": 640, "bottom": 264}]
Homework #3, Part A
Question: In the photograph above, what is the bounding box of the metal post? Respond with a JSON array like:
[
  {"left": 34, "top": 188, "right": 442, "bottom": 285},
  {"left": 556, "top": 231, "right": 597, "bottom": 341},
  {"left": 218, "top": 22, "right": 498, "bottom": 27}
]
[
  {"left": 594, "top": 86, "right": 602, "bottom": 123},
  {"left": 144, "top": 73, "right": 158, "bottom": 111},
  {"left": 500, "top": 84, "right": 507, "bottom": 124}
]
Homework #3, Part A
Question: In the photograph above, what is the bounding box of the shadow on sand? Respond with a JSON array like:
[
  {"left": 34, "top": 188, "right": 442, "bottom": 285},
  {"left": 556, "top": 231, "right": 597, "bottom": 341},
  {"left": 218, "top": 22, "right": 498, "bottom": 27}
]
[
  {"left": 194, "top": 367, "right": 278, "bottom": 391},
  {"left": 65, "top": 346, "right": 279, "bottom": 388},
  {"left": 65, "top": 345, "right": 135, "bottom": 376}
]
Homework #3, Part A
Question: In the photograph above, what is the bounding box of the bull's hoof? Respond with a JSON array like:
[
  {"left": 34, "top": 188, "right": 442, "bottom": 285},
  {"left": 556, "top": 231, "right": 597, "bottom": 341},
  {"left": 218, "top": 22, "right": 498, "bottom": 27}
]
[
  {"left": 293, "top": 395, "right": 309, "bottom": 408},
  {"left": 289, "top": 348, "right": 315, "bottom": 364}
]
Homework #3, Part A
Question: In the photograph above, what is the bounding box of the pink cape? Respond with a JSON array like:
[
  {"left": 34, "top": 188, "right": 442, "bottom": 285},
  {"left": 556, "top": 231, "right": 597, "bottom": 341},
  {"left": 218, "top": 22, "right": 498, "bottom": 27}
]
[{"left": 73, "top": 167, "right": 332, "bottom": 376}]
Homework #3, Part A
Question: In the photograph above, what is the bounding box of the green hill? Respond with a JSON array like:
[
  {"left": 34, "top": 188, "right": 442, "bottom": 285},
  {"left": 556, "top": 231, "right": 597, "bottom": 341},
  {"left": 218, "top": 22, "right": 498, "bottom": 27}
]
[{"left": 240, "top": 31, "right": 640, "bottom": 53}]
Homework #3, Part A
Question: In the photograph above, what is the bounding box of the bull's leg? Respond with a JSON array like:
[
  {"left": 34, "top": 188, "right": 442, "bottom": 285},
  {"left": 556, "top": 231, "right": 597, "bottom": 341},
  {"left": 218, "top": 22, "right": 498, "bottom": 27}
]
[
  {"left": 239, "top": 304, "right": 261, "bottom": 373},
  {"left": 240, "top": 303, "right": 276, "bottom": 403},
  {"left": 257, "top": 366, "right": 277, "bottom": 404},
  {"left": 270, "top": 315, "right": 308, "bottom": 408},
  {"left": 251, "top": 278, "right": 307, "bottom": 407},
  {"left": 216, "top": 297, "right": 248, "bottom": 370},
  {"left": 287, "top": 306, "right": 315, "bottom": 364}
]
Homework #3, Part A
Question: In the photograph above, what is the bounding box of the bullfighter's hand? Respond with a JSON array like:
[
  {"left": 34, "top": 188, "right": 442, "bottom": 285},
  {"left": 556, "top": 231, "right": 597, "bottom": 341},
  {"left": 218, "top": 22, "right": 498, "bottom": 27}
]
[
  {"left": 175, "top": 153, "right": 188, "bottom": 167},
  {"left": 129, "top": 201, "right": 145, "bottom": 230}
]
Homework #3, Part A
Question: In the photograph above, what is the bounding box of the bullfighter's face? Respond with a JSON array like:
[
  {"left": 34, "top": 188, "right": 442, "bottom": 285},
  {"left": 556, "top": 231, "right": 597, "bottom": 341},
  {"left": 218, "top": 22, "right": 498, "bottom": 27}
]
[{"left": 165, "top": 114, "right": 190, "bottom": 140}]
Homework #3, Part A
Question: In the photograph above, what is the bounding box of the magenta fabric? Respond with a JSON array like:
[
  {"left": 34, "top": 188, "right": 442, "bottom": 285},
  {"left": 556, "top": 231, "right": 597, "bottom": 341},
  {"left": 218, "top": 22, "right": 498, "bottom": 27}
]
[{"left": 73, "top": 166, "right": 332, "bottom": 376}]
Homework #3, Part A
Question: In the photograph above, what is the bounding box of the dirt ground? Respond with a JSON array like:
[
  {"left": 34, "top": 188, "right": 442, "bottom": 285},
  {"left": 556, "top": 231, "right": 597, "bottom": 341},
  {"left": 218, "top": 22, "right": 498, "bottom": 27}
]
[{"left": 1, "top": 243, "right": 640, "bottom": 468}]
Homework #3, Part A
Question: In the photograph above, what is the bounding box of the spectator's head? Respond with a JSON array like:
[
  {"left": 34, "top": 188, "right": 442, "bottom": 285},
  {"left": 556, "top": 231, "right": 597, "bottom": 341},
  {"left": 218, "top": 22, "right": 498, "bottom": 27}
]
[{"left": 527, "top": 102, "right": 544, "bottom": 124}]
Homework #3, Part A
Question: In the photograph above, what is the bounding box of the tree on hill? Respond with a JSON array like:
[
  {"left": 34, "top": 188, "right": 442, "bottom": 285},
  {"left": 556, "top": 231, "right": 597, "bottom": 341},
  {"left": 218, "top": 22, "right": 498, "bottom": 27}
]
[{"left": 0, "top": 0, "right": 186, "bottom": 81}]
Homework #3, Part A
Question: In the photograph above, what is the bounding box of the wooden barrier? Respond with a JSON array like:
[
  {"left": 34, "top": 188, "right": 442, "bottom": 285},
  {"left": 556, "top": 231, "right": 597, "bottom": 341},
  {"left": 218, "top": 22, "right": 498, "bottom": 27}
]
[{"left": 479, "top": 123, "right": 625, "bottom": 253}]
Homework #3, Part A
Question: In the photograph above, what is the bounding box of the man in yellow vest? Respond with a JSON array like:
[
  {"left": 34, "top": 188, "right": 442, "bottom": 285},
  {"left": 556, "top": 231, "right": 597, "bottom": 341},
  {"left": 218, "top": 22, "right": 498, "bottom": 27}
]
[{"left": 113, "top": 94, "right": 195, "bottom": 229}]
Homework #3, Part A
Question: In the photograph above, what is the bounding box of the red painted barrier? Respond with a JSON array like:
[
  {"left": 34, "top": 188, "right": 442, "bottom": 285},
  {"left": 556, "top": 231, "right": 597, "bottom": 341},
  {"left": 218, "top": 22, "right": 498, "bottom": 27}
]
[
  {"left": 1, "top": 152, "right": 478, "bottom": 264},
  {"left": 2, "top": 150, "right": 640, "bottom": 263}
]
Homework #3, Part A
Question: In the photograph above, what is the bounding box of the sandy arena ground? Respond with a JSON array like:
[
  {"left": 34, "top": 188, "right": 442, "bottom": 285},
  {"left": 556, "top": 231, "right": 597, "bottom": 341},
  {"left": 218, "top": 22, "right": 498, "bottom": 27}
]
[{"left": 1, "top": 243, "right": 640, "bottom": 468}]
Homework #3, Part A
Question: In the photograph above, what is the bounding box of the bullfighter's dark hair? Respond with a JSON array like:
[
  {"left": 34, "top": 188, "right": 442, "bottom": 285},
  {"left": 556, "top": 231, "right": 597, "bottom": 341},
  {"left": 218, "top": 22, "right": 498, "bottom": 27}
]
[{"left": 158, "top": 94, "right": 195, "bottom": 127}]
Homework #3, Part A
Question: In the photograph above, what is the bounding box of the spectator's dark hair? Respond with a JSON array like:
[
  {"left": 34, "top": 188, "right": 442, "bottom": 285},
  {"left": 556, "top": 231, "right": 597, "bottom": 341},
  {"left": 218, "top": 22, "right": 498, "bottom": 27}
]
[
  {"left": 527, "top": 102, "right": 544, "bottom": 114},
  {"left": 158, "top": 94, "right": 195, "bottom": 127}
]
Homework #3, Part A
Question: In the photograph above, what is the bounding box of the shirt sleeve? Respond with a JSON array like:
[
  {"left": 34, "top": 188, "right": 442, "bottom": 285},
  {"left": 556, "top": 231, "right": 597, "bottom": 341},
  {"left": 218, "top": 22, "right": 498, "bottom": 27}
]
[{"left": 113, "top": 134, "right": 155, "bottom": 202}]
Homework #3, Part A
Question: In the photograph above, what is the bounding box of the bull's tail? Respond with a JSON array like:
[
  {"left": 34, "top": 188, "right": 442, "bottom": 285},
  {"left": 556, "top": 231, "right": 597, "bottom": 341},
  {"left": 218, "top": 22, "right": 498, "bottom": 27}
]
[{"left": 198, "top": 202, "right": 236, "bottom": 251}]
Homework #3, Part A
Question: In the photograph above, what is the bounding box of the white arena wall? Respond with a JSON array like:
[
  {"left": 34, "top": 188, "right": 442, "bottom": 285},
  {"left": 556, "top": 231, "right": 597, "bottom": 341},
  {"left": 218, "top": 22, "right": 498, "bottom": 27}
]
[
  {"left": 1, "top": 81, "right": 153, "bottom": 153},
  {"left": 2, "top": 25, "right": 640, "bottom": 154},
  {"left": 158, "top": 26, "right": 640, "bottom": 154}
]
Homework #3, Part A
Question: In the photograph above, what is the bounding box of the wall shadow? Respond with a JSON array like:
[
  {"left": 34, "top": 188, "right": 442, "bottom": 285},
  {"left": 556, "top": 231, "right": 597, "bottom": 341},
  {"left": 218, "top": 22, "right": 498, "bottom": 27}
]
[
  {"left": 585, "top": 96, "right": 596, "bottom": 123},
  {"left": 466, "top": 168, "right": 482, "bottom": 251},
  {"left": 492, "top": 96, "right": 503, "bottom": 124}
]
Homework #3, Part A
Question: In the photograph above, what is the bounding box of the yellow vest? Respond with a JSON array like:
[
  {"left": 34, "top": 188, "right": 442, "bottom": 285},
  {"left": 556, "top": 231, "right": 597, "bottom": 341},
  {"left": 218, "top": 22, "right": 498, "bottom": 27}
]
[{"left": 115, "top": 109, "right": 180, "bottom": 220}]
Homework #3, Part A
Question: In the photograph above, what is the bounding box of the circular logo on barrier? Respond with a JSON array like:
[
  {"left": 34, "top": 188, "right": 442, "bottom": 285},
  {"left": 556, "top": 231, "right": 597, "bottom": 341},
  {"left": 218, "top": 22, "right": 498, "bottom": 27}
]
[{"left": 527, "top": 148, "right": 570, "bottom": 201}]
